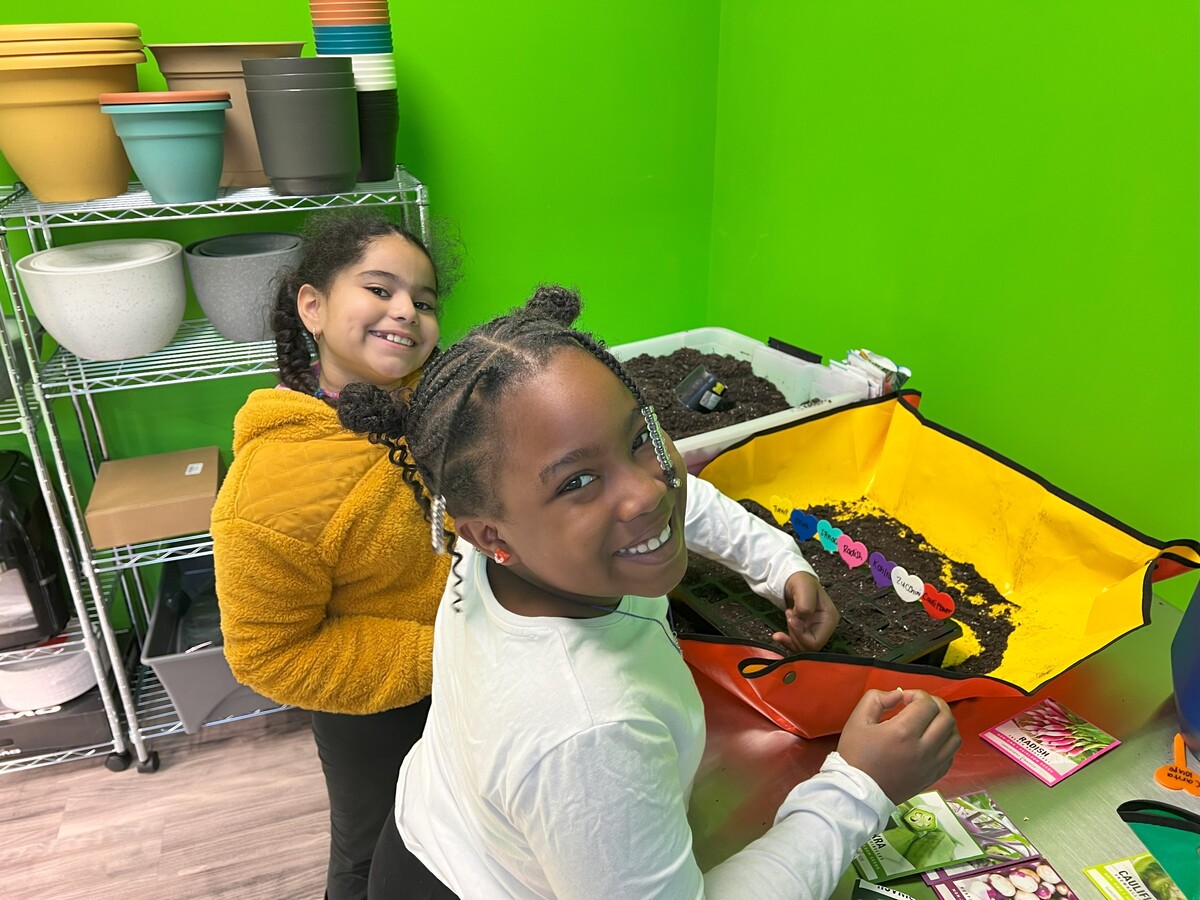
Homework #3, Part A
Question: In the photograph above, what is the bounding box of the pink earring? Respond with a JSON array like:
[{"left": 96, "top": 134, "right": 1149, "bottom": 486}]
[{"left": 494, "top": 548, "right": 511, "bottom": 565}]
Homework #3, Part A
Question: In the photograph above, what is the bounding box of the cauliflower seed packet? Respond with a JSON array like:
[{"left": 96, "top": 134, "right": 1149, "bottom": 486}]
[
  {"left": 932, "top": 858, "right": 1079, "bottom": 900},
  {"left": 980, "top": 697, "right": 1120, "bottom": 786},
  {"left": 1084, "top": 853, "right": 1187, "bottom": 900},
  {"left": 853, "top": 790, "right": 988, "bottom": 881}
]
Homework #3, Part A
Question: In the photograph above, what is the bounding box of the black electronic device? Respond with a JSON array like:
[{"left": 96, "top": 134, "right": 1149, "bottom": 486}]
[
  {"left": 0, "top": 450, "right": 70, "bottom": 650},
  {"left": 676, "top": 364, "right": 728, "bottom": 412}
]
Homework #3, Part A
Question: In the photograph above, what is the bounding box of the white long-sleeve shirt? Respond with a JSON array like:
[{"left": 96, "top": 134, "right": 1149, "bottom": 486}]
[{"left": 396, "top": 474, "right": 894, "bottom": 898}]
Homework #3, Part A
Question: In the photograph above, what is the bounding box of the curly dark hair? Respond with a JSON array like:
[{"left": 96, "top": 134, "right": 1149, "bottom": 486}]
[
  {"left": 336, "top": 284, "right": 680, "bottom": 557},
  {"left": 270, "top": 208, "right": 461, "bottom": 403}
]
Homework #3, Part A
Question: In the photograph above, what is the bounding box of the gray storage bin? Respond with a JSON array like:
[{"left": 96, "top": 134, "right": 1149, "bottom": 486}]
[{"left": 142, "top": 557, "right": 278, "bottom": 733}]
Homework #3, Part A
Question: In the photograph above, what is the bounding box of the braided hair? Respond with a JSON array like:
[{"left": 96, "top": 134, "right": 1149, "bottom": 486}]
[
  {"left": 337, "top": 284, "right": 680, "bottom": 560},
  {"left": 271, "top": 209, "right": 440, "bottom": 404}
]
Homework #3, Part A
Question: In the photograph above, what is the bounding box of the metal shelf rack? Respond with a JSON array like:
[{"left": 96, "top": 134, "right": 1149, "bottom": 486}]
[{"left": 0, "top": 168, "right": 428, "bottom": 773}]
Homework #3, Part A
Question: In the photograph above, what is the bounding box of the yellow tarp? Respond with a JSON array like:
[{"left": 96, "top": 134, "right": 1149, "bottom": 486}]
[{"left": 699, "top": 393, "right": 1200, "bottom": 693}]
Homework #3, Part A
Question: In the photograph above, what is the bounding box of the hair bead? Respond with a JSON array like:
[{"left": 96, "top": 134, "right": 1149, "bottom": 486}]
[
  {"left": 430, "top": 494, "right": 447, "bottom": 554},
  {"left": 644, "top": 405, "right": 681, "bottom": 489}
]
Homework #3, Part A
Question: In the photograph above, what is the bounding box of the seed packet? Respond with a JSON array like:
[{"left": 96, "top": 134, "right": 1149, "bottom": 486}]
[
  {"left": 921, "top": 791, "right": 1039, "bottom": 884},
  {"left": 932, "top": 858, "right": 1078, "bottom": 900},
  {"left": 1084, "top": 853, "right": 1187, "bottom": 900},
  {"left": 852, "top": 880, "right": 918, "bottom": 900},
  {"left": 980, "top": 697, "right": 1120, "bottom": 786},
  {"left": 853, "top": 790, "right": 988, "bottom": 881}
]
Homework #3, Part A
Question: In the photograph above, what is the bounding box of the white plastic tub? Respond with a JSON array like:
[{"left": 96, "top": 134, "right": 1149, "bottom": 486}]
[{"left": 610, "top": 327, "right": 871, "bottom": 472}]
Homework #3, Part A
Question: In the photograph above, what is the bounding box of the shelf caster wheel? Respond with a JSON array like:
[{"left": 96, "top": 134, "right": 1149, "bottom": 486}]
[
  {"left": 136, "top": 751, "right": 160, "bottom": 774},
  {"left": 105, "top": 751, "right": 132, "bottom": 772}
]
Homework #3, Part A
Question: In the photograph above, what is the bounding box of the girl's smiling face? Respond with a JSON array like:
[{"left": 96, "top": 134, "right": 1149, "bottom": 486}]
[
  {"left": 469, "top": 348, "right": 689, "bottom": 610},
  {"left": 297, "top": 233, "right": 439, "bottom": 392}
]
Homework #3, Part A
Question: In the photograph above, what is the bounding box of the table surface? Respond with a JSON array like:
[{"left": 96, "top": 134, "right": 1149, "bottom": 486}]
[{"left": 689, "top": 595, "right": 1200, "bottom": 898}]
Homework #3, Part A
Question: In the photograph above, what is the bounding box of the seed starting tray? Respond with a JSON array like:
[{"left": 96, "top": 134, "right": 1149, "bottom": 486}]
[{"left": 671, "top": 575, "right": 963, "bottom": 666}]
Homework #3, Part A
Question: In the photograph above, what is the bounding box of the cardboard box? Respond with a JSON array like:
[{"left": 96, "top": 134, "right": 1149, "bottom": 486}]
[
  {"left": 0, "top": 680, "right": 115, "bottom": 760},
  {"left": 85, "top": 447, "right": 223, "bottom": 549}
]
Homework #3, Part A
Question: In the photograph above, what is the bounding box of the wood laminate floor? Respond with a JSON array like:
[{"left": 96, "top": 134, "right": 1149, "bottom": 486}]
[{"left": 0, "top": 710, "right": 330, "bottom": 899}]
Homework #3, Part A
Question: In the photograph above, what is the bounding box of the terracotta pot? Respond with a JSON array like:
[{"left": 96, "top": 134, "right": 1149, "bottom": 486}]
[
  {"left": 0, "top": 51, "right": 144, "bottom": 202},
  {"left": 148, "top": 42, "right": 305, "bottom": 188}
]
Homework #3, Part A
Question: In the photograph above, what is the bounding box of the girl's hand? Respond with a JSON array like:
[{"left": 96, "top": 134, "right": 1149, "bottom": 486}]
[
  {"left": 771, "top": 571, "right": 839, "bottom": 653},
  {"left": 837, "top": 688, "right": 961, "bottom": 804}
]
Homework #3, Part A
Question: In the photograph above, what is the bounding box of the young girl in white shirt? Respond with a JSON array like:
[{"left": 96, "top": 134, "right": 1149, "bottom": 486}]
[{"left": 337, "top": 285, "right": 961, "bottom": 900}]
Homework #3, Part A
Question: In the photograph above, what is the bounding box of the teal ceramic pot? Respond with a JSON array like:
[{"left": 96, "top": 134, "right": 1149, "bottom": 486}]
[{"left": 101, "top": 99, "right": 230, "bottom": 203}]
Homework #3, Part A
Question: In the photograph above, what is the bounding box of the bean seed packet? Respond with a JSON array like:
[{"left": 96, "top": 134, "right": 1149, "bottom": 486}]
[
  {"left": 853, "top": 790, "right": 988, "bottom": 881},
  {"left": 1084, "top": 853, "right": 1188, "bottom": 900},
  {"left": 921, "top": 791, "right": 1039, "bottom": 885},
  {"left": 980, "top": 697, "right": 1120, "bottom": 786},
  {"left": 931, "top": 858, "right": 1078, "bottom": 900}
]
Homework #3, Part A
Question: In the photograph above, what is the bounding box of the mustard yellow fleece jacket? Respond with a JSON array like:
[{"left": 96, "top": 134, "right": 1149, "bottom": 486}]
[{"left": 211, "top": 387, "right": 450, "bottom": 714}]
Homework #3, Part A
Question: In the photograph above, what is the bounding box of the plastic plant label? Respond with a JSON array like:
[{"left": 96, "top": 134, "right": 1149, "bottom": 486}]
[
  {"left": 1154, "top": 733, "right": 1200, "bottom": 797},
  {"left": 838, "top": 535, "right": 869, "bottom": 568},
  {"left": 869, "top": 551, "right": 896, "bottom": 588},
  {"left": 790, "top": 509, "right": 819, "bottom": 542},
  {"left": 891, "top": 565, "right": 924, "bottom": 603},
  {"left": 1084, "top": 853, "right": 1185, "bottom": 900},
  {"left": 980, "top": 697, "right": 1121, "bottom": 786},
  {"left": 932, "top": 859, "right": 1078, "bottom": 900},
  {"left": 768, "top": 494, "right": 793, "bottom": 525},
  {"left": 853, "top": 790, "right": 988, "bottom": 881},
  {"left": 922, "top": 791, "right": 1039, "bottom": 885},
  {"left": 922, "top": 583, "right": 956, "bottom": 619},
  {"left": 817, "top": 519, "right": 844, "bottom": 553}
]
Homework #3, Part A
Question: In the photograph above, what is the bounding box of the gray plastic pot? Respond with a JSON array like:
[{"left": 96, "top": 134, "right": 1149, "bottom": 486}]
[
  {"left": 244, "top": 85, "right": 360, "bottom": 195},
  {"left": 184, "top": 232, "right": 304, "bottom": 342}
]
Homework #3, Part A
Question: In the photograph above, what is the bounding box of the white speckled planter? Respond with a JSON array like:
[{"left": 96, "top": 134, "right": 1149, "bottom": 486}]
[{"left": 16, "top": 238, "right": 185, "bottom": 361}]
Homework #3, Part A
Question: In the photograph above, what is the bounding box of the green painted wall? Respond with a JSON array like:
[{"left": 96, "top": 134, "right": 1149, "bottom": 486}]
[
  {"left": 707, "top": 2, "right": 1199, "bottom": 606},
  {"left": 2, "top": 2, "right": 1196, "bottom": 610}
]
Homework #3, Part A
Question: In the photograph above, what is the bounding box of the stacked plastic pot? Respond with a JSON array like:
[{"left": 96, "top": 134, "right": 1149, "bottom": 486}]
[
  {"left": 147, "top": 42, "right": 305, "bottom": 188},
  {"left": 0, "top": 22, "right": 145, "bottom": 202},
  {"left": 100, "top": 90, "right": 231, "bottom": 204},
  {"left": 310, "top": 0, "right": 399, "bottom": 182},
  {"left": 242, "top": 56, "right": 360, "bottom": 195}
]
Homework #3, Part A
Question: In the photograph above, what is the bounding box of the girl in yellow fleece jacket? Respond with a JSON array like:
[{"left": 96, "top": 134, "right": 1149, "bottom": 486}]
[{"left": 211, "top": 210, "right": 454, "bottom": 900}]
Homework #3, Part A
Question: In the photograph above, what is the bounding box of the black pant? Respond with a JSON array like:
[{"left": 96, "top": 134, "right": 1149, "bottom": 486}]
[
  {"left": 310, "top": 699, "right": 432, "bottom": 900},
  {"left": 367, "top": 805, "right": 458, "bottom": 899}
]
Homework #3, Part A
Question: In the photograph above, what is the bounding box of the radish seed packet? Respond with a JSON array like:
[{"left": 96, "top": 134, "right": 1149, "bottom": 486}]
[{"left": 979, "top": 697, "right": 1120, "bottom": 786}]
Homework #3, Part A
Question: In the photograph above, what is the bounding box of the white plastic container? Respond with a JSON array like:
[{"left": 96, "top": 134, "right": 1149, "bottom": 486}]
[{"left": 610, "top": 327, "right": 871, "bottom": 472}]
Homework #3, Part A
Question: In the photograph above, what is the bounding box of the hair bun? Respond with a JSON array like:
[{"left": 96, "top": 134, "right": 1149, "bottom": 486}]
[
  {"left": 522, "top": 283, "right": 582, "bottom": 326},
  {"left": 337, "top": 381, "right": 408, "bottom": 439}
]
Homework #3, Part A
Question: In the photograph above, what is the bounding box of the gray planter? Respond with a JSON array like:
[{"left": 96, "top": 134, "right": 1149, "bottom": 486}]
[
  {"left": 184, "top": 232, "right": 304, "bottom": 342},
  {"left": 244, "top": 85, "right": 360, "bottom": 195}
]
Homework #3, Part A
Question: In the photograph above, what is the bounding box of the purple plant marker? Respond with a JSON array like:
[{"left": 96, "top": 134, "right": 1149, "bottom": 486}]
[{"left": 868, "top": 551, "right": 895, "bottom": 588}]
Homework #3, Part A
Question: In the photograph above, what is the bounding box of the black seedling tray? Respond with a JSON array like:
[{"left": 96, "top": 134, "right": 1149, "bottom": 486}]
[{"left": 671, "top": 575, "right": 962, "bottom": 666}]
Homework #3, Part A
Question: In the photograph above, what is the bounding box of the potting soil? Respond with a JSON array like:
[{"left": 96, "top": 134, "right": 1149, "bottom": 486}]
[
  {"left": 681, "top": 497, "right": 1017, "bottom": 675},
  {"left": 622, "top": 348, "right": 792, "bottom": 440}
]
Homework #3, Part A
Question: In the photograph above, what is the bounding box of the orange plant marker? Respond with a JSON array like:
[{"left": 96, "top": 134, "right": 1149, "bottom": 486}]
[{"left": 1154, "top": 733, "right": 1200, "bottom": 796}]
